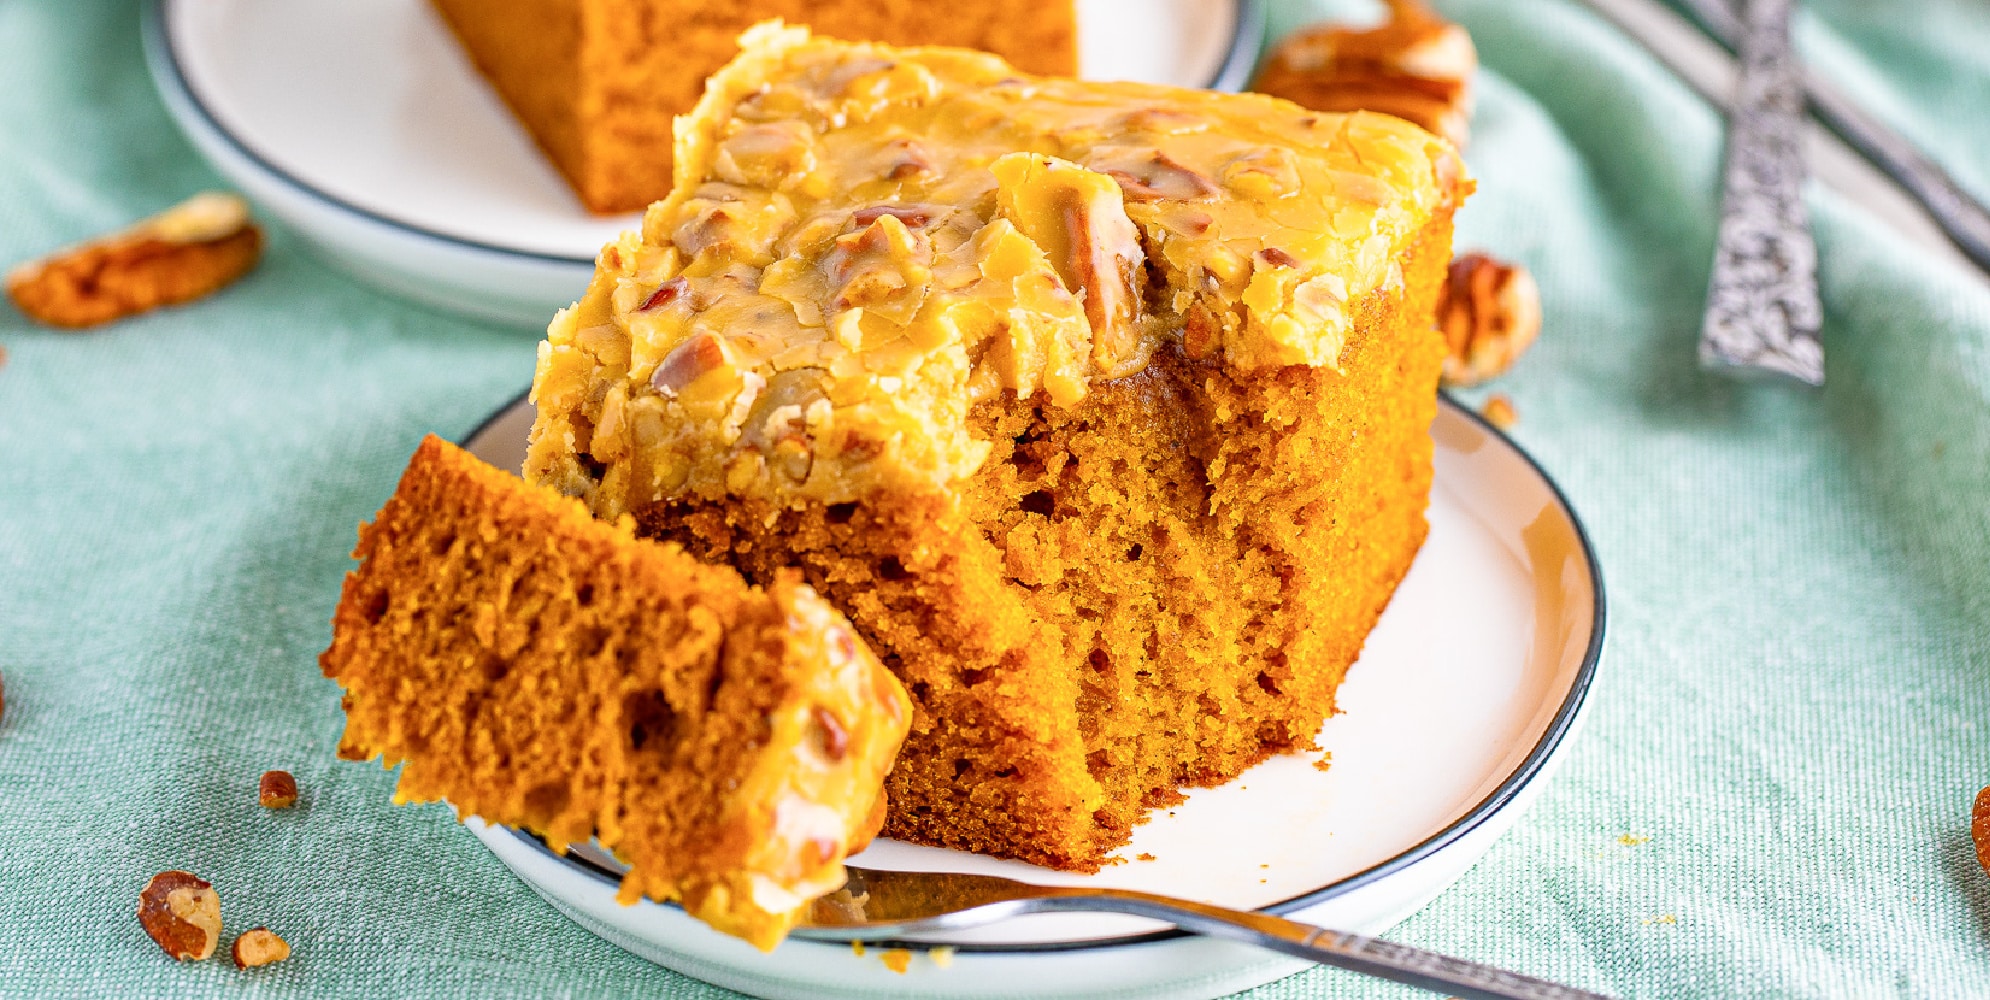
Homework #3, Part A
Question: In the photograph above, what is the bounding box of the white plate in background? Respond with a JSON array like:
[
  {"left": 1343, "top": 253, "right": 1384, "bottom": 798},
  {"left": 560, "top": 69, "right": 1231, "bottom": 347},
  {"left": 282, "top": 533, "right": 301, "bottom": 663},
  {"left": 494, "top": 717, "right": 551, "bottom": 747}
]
[
  {"left": 460, "top": 395, "right": 1606, "bottom": 999},
  {"left": 141, "top": 0, "right": 1265, "bottom": 327}
]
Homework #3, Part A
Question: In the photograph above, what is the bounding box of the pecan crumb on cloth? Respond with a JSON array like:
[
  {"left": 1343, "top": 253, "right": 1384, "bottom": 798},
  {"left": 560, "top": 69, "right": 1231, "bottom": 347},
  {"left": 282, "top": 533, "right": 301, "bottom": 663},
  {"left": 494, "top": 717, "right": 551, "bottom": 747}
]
[
  {"left": 231, "top": 927, "right": 291, "bottom": 970},
  {"left": 136, "top": 871, "right": 222, "bottom": 962},
  {"left": 258, "top": 770, "right": 299, "bottom": 809},
  {"left": 4, "top": 191, "right": 261, "bottom": 329},
  {"left": 1438, "top": 252, "right": 1543, "bottom": 387}
]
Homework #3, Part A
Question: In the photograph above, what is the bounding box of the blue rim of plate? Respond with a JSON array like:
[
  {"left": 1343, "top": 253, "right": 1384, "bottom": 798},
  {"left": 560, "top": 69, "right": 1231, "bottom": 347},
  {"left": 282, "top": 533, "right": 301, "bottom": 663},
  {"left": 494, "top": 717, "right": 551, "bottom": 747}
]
[
  {"left": 141, "top": 0, "right": 1267, "bottom": 270},
  {"left": 466, "top": 390, "right": 1609, "bottom": 956}
]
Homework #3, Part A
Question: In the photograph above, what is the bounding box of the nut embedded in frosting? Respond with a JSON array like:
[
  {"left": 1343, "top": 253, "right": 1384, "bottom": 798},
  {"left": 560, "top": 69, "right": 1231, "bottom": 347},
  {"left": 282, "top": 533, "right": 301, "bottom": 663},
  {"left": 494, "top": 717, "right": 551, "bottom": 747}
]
[
  {"left": 992, "top": 153, "right": 1149, "bottom": 377},
  {"left": 524, "top": 23, "right": 1467, "bottom": 515}
]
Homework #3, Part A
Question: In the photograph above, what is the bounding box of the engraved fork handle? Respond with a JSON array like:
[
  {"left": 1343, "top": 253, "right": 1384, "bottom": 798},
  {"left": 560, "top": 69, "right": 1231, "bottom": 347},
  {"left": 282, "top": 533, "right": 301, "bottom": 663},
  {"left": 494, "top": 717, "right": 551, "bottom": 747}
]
[
  {"left": 1699, "top": 0, "right": 1825, "bottom": 384},
  {"left": 1677, "top": 0, "right": 1990, "bottom": 275},
  {"left": 1023, "top": 887, "right": 1615, "bottom": 1000}
]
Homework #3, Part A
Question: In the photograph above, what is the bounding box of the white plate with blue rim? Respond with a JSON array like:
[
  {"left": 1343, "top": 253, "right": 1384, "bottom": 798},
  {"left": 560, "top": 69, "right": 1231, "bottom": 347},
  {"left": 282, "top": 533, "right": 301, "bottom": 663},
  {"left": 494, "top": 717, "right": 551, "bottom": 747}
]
[
  {"left": 455, "top": 392, "right": 1606, "bottom": 1000},
  {"left": 140, "top": 0, "right": 1267, "bottom": 328}
]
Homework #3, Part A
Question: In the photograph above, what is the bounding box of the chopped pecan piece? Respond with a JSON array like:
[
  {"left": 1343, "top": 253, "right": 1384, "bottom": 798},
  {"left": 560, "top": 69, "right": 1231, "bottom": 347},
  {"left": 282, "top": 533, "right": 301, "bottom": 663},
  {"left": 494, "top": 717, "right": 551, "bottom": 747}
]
[
  {"left": 1181, "top": 301, "right": 1222, "bottom": 361},
  {"left": 231, "top": 927, "right": 291, "bottom": 970},
  {"left": 1220, "top": 147, "right": 1303, "bottom": 199},
  {"left": 6, "top": 192, "right": 262, "bottom": 329},
  {"left": 137, "top": 871, "right": 222, "bottom": 961},
  {"left": 1095, "top": 150, "right": 1221, "bottom": 203},
  {"left": 639, "top": 278, "right": 687, "bottom": 312},
  {"left": 713, "top": 121, "right": 816, "bottom": 190},
  {"left": 1255, "top": 247, "right": 1302, "bottom": 270},
  {"left": 1437, "top": 252, "right": 1541, "bottom": 387},
  {"left": 770, "top": 433, "right": 814, "bottom": 484},
  {"left": 807, "top": 705, "right": 851, "bottom": 763},
  {"left": 1480, "top": 393, "right": 1518, "bottom": 430},
  {"left": 670, "top": 186, "right": 794, "bottom": 264},
  {"left": 651, "top": 333, "right": 731, "bottom": 396},
  {"left": 1251, "top": 0, "right": 1477, "bottom": 148},
  {"left": 825, "top": 213, "right": 932, "bottom": 319},
  {"left": 258, "top": 770, "right": 298, "bottom": 809},
  {"left": 1062, "top": 193, "right": 1143, "bottom": 360},
  {"left": 878, "top": 137, "right": 935, "bottom": 180},
  {"left": 993, "top": 154, "right": 1147, "bottom": 373},
  {"left": 850, "top": 205, "right": 936, "bottom": 230},
  {"left": 1111, "top": 108, "right": 1211, "bottom": 136}
]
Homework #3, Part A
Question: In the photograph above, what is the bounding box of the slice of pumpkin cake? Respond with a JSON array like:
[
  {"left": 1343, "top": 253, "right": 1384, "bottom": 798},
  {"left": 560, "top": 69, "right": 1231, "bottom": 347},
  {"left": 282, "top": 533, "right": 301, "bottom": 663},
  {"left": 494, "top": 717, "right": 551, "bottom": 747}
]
[
  {"left": 321, "top": 435, "right": 910, "bottom": 949},
  {"left": 525, "top": 24, "right": 1469, "bottom": 870}
]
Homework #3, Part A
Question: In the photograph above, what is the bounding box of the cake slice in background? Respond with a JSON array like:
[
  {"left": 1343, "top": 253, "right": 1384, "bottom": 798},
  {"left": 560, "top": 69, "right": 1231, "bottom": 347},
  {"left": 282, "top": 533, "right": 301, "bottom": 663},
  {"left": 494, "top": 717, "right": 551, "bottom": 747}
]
[
  {"left": 525, "top": 24, "right": 1469, "bottom": 871},
  {"left": 320, "top": 435, "right": 910, "bottom": 950},
  {"left": 428, "top": 0, "right": 1078, "bottom": 213}
]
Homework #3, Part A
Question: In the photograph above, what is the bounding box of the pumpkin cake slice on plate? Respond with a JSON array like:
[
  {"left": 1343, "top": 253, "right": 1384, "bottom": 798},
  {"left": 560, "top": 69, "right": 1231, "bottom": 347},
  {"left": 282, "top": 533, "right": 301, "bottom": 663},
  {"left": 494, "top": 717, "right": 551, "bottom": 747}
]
[{"left": 525, "top": 24, "right": 1470, "bottom": 872}]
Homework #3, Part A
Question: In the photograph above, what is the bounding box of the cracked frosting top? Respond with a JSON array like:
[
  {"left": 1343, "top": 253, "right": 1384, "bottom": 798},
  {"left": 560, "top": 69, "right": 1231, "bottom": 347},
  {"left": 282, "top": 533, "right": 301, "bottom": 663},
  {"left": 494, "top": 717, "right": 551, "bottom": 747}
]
[{"left": 527, "top": 22, "right": 1466, "bottom": 511}]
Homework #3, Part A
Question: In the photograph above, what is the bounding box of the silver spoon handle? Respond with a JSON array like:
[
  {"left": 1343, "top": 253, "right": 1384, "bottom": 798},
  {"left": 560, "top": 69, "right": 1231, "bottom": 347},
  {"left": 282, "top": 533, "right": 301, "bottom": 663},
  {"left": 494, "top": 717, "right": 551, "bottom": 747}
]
[
  {"left": 1700, "top": 0, "right": 1825, "bottom": 384},
  {"left": 1030, "top": 888, "right": 1614, "bottom": 1000}
]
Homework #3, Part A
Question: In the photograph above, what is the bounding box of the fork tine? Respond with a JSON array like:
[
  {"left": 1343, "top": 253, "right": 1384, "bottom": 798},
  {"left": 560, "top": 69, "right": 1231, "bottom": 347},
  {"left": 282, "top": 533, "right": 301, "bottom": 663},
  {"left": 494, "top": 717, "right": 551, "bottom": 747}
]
[{"left": 804, "top": 866, "right": 1055, "bottom": 930}]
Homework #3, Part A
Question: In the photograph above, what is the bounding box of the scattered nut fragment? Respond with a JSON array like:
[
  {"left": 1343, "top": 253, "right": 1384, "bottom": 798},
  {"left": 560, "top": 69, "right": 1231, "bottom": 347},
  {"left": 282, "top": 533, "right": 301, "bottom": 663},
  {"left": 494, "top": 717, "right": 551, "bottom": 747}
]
[
  {"left": 1251, "top": 0, "right": 1478, "bottom": 148},
  {"left": 259, "top": 770, "right": 299, "bottom": 809},
  {"left": 1437, "top": 252, "right": 1542, "bottom": 387},
  {"left": 1480, "top": 394, "right": 1518, "bottom": 430},
  {"left": 5, "top": 192, "right": 262, "bottom": 329},
  {"left": 231, "top": 927, "right": 291, "bottom": 970},
  {"left": 1973, "top": 786, "right": 1989, "bottom": 879},
  {"left": 137, "top": 871, "right": 222, "bottom": 961}
]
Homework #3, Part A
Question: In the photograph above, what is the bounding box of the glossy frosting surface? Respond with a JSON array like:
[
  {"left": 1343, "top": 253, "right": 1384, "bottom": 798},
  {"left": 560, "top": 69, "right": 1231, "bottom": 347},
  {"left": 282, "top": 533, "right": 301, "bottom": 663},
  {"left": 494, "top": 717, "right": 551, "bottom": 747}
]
[{"left": 528, "top": 23, "right": 1463, "bottom": 509}]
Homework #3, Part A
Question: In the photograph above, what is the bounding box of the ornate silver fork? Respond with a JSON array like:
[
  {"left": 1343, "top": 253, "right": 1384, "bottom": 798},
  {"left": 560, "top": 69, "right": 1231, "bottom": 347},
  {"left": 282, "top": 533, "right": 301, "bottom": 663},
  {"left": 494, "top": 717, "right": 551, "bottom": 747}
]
[
  {"left": 1699, "top": 0, "right": 1825, "bottom": 383},
  {"left": 795, "top": 865, "right": 1615, "bottom": 1000}
]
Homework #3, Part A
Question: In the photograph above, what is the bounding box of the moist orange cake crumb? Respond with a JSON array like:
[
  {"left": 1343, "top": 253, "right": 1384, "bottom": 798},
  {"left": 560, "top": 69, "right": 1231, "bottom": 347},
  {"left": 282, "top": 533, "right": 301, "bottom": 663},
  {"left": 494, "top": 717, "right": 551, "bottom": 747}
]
[
  {"left": 428, "top": 0, "right": 1078, "bottom": 213},
  {"left": 524, "top": 25, "right": 1468, "bottom": 872},
  {"left": 320, "top": 435, "right": 909, "bottom": 949}
]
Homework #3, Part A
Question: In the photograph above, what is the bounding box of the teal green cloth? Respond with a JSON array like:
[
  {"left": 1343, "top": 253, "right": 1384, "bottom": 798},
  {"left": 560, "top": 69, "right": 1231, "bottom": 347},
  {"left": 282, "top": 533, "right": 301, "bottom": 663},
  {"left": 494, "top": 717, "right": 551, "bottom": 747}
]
[{"left": 2, "top": 1, "right": 1987, "bottom": 996}]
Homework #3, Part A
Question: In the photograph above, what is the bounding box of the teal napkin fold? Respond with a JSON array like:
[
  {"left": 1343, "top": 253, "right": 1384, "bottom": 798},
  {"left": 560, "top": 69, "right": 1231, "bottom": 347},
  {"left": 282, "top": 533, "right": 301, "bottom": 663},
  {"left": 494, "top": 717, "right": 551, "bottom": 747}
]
[{"left": 1, "top": 0, "right": 1986, "bottom": 997}]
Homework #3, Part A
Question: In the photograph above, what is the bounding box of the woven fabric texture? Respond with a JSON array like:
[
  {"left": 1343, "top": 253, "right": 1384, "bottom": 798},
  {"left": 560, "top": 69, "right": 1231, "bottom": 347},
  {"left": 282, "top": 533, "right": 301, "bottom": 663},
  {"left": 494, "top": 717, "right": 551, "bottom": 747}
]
[{"left": 0, "top": 1, "right": 1986, "bottom": 996}]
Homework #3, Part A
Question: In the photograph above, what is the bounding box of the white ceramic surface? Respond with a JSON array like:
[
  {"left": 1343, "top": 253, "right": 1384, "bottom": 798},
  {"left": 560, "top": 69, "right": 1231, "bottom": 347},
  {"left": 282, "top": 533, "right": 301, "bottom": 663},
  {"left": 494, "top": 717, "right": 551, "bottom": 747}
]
[
  {"left": 460, "top": 396, "right": 1605, "bottom": 1000},
  {"left": 141, "top": 0, "right": 1260, "bottom": 327}
]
